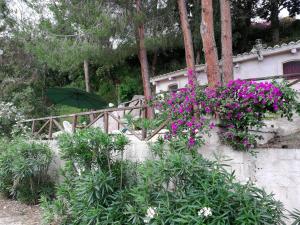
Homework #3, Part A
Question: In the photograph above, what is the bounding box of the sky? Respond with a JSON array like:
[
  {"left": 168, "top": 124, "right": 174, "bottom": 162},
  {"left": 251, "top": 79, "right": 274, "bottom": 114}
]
[{"left": 6, "top": 0, "right": 300, "bottom": 26}]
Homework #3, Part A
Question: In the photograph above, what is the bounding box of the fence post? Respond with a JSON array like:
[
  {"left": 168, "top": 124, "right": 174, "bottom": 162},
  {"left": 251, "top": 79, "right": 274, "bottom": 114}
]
[
  {"left": 72, "top": 115, "right": 77, "bottom": 133},
  {"left": 31, "top": 120, "right": 35, "bottom": 135},
  {"left": 104, "top": 112, "right": 109, "bottom": 133},
  {"left": 48, "top": 118, "right": 53, "bottom": 139}
]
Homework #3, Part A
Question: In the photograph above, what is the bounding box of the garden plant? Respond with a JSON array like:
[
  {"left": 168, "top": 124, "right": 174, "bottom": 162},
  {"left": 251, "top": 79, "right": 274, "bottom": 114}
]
[
  {"left": 41, "top": 128, "right": 287, "bottom": 225},
  {"left": 0, "top": 138, "right": 54, "bottom": 204},
  {"left": 158, "top": 70, "right": 300, "bottom": 151}
]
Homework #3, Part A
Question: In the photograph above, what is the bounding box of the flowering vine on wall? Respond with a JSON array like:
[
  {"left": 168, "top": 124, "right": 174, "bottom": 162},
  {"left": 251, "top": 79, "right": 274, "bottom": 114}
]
[{"left": 157, "top": 70, "right": 300, "bottom": 151}]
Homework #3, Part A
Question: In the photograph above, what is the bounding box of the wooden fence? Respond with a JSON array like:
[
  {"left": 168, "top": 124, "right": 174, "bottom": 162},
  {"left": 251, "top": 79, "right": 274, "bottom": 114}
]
[
  {"left": 21, "top": 104, "right": 170, "bottom": 141},
  {"left": 20, "top": 73, "right": 300, "bottom": 141}
]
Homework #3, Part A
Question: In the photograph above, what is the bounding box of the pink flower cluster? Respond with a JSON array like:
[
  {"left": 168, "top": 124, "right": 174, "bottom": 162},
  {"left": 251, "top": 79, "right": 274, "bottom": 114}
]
[
  {"left": 165, "top": 70, "right": 212, "bottom": 147},
  {"left": 208, "top": 79, "right": 286, "bottom": 150},
  {"left": 160, "top": 69, "right": 295, "bottom": 150}
]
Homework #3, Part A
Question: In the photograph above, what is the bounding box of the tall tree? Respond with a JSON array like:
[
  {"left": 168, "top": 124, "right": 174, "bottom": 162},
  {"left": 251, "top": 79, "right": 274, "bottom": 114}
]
[
  {"left": 231, "top": 0, "right": 259, "bottom": 53},
  {"left": 257, "top": 0, "right": 300, "bottom": 43},
  {"left": 200, "top": 0, "right": 221, "bottom": 87},
  {"left": 177, "top": 0, "right": 197, "bottom": 84},
  {"left": 25, "top": 1, "right": 122, "bottom": 91},
  {"left": 220, "top": 0, "right": 233, "bottom": 84},
  {"left": 135, "top": 0, "right": 152, "bottom": 118}
]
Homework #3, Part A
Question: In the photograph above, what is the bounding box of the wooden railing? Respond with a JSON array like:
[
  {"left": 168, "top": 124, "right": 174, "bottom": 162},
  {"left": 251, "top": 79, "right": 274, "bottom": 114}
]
[
  {"left": 20, "top": 73, "right": 300, "bottom": 141},
  {"left": 20, "top": 104, "right": 170, "bottom": 141}
]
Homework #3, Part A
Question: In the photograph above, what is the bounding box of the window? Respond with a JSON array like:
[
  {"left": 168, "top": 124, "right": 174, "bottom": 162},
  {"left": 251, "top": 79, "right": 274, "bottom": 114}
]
[
  {"left": 168, "top": 84, "right": 178, "bottom": 92},
  {"left": 283, "top": 61, "right": 300, "bottom": 80}
]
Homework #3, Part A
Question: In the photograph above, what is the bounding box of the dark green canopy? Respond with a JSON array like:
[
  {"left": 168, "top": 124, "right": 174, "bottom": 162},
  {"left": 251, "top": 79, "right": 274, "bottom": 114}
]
[{"left": 46, "top": 88, "right": 107, "bottom": 109}]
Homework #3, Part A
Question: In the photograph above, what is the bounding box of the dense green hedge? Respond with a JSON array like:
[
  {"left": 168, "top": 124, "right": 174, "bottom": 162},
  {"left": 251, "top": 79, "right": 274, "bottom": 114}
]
[{"left": 0, "top": 138, "right": 54, "bottom": 204}]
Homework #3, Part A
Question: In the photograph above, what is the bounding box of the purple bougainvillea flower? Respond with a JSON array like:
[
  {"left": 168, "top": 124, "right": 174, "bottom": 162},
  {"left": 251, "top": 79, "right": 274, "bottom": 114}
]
[{"left": 188, "top": 137, "right": 196, "bottom": 146}]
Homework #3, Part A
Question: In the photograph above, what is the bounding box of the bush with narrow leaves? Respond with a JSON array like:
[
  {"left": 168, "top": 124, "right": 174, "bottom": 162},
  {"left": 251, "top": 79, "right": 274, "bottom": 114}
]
[
  {"left": 41, "top": 129, "right": 286, "bottom": 224},
  {"left": 0, "top": 138, "right": 54, "bottom": 204}
]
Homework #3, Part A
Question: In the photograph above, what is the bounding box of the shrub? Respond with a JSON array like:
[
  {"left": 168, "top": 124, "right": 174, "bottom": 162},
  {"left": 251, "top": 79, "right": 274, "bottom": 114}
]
[
  {"left": 41, "top": 128, "right": 135, "bottom": 225},
  {"left": 160, "top": 70, "right": 300, "bottom": 151},
  {"left": 290, "top": 209, "right": 300, "bottom": 225},
  {"left": 0, "top": 138, "right": 54, "bottom": 204},
  {"left": 0, "top": 102, "right": 30, "bottom": 138},
  {"left": 42, "top": 129, "right": 285, "bottom": 224},
  {"left": 213, "top": 80, "right": 298, "bottom": 150},
  {"left": 58, "top": 128, "right": 130, "bottom": 173},
  {"left": 124, "top": 141, "right": 286, "bottom": 225},
  {"left": 158, "top": 70, "right": 213, "bottom": 147}
]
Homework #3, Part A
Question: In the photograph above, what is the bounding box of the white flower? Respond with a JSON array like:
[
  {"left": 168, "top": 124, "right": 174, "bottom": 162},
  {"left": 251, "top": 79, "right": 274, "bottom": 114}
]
[
  {"left": 158, "top": 93, "right": 165, "bottom": 100},
  {"left": 146, "top": 207, "right": 157, "bottom": 218},
  {"left": 144, "top": 207, "right": 157, "bottom": 223},
  {"left": 108, "top": 103, "right": 115, "bottom": 107},
  {"left": 198, "top": 207, "right": 212, "bottom": 218}
]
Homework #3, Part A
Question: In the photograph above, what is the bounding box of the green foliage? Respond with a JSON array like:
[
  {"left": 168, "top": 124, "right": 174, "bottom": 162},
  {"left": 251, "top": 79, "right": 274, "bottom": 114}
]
[
  {"left": 122, "top": 142, "right": 285, "bottom": 225},
  {"left": 42, "top": 129, "right": 285, "bottom": 224},
  {"left": 41, "top": 128, "right": 137, "bottom": 225},
  {"left": 0, "top": 37, "right": 50, "bottom": 119},
  {"left": 0, "top": 138, "right": 54, "bottom": 204},
  {"left": 0, "top": 101, "right": 31, "bottom": 138},
  {"left": 215, "top": 80, "right": 300, "bottom": 150},
  {"left": 119, "top": 76, "right": 143, "bottom": 102},
  {"left": 58, "top": 128, "right": 129, "bottom": 172},
  {"left": 290, "top": 209, "right": 300, "bottom": 225}
]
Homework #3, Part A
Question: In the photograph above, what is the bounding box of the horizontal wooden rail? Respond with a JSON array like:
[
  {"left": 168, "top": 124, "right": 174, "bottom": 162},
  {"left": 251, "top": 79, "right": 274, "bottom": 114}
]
[
  {"left": 20, "top": 104, "right": 169, "bottom": 142},
  {"left": 20, "top": 105, "right": 146, "bottom": 123}
]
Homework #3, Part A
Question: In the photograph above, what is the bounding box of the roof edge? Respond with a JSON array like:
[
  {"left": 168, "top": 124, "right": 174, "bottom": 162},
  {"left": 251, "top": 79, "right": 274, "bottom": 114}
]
[{"left": 150, "top": 40, "right": 300, "bottom": 82}]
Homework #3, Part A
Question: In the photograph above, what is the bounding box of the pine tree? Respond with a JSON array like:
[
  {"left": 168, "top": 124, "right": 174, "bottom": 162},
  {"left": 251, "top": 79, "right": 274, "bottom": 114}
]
[
  {"left": 220, "top": 0, "right": 233, "bottom": 84},
  {"left": 135, "top": 0, "right": 153, "bottom": 118},
  {"left": 200, "top": 0, "right": 221, "bottom": 87},
  {"left": 177, "top": 0, "right": 197, "bottom": 84},
  {"left": 257, "top": 0, "right": 300, "bottom": 43}
]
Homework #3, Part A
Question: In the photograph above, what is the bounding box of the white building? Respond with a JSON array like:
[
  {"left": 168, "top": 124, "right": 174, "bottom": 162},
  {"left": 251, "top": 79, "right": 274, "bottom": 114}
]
[{"left": 150, "top": 40, "right": 300, "bottom": 93}]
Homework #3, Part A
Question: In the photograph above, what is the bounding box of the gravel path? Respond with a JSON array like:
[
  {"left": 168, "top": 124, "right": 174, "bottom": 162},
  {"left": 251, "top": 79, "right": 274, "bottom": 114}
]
[{"left": 0, "top": 196, "right": 42, "bottom": 225}]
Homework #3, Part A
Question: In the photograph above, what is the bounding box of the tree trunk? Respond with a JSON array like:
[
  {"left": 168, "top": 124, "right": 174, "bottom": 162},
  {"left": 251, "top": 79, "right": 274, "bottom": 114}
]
[
  {"left": 220, "top": 0, "right": 233, "bottom": 84},
  {"left": 200, "top": 0, "right": 221, "bottom": 88},
  {"left": 84, "top": 59, "right": 94, "bottom": 121},
  {"left": 135, "top": 0, "right": 153, "bottom": 119},
  {"left": 177, "top": 0, "right": 197, "bottom": 85},
  {"left": 84, "top": 59, "right": 90, "bottom": 93}
]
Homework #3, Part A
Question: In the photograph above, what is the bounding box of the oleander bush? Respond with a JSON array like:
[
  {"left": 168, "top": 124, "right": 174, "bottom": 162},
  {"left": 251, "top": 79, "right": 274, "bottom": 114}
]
[
  {"left": 0, "top": 138, "right": 54, "bottom": 204},
  {"left": 122, "top": 140, "right": 285, "bottom": 225},
  {"left": 41, "top": 128, "right": 286, "bottom": 225},
  {"left": 290, "top": 209, "right": 300, "bottom": 225},
  {"left": 41, "top": 128, "right": 137, "bottom": 225}
]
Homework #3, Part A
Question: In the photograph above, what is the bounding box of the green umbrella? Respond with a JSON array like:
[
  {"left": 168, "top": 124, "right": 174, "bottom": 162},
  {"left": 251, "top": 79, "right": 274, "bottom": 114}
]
[{"left": 46, "top": 88, "right": 108, "bottom": 109}]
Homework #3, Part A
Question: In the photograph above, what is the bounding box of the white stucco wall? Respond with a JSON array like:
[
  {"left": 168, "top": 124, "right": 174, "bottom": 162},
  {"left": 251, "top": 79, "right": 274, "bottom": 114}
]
[
  {"left": 154, "top": 47, "right": 300, "bottom": 93},
  {"left": 233, "top": 51, "right": 300, "bottom": 79}
]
